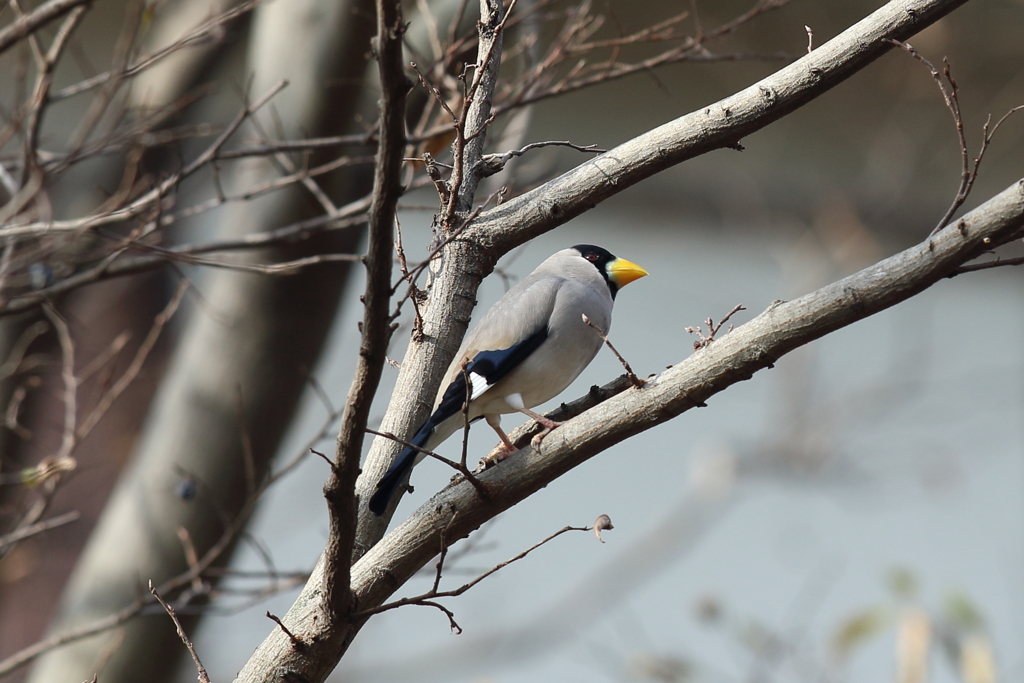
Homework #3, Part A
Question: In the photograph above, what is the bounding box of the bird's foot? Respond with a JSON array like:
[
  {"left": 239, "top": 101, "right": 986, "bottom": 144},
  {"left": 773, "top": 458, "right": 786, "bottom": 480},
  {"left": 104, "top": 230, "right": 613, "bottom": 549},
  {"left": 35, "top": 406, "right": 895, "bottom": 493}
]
[
  {"left": 515, "top": 408, "right": 564, "bottom": 448},
  {"left": 533, "top": 415, "right": 563, "bottom": 431},
  {"left": 529, "top": 422, "right": 565, "bottom": 447},
  {"left": 530, "top": 430, "right": 549, "bottom": 448},
  {"left": 494, "top": 441, "right": 519, "bottom": 461},
  {"left": 517, "top": 407, "right": 562, "bottom": 432},
  {"left": 478, "top": 442, "right": 518, "bottom": 471}
]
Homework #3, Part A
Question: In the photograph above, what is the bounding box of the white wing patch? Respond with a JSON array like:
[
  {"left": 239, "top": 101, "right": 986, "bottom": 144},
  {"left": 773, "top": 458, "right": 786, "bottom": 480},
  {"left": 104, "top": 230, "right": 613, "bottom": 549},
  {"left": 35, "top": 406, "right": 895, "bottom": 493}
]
[{"left": 469, "top": 371, "right": 492, "bottom": 400}]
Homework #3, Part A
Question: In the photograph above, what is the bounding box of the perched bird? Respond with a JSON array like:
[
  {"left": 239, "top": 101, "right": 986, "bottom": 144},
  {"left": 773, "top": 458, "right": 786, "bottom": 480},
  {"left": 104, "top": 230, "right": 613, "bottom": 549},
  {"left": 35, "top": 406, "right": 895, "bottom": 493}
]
[{"left": 368, "top": 245, "right": 647, "bottom": 515}]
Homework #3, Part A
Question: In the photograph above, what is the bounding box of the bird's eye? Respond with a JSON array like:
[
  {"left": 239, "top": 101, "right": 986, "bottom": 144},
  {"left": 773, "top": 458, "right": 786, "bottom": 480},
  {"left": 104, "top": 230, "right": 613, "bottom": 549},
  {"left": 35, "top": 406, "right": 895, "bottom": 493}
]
[{"left": 584, "top": 253, "right": 598, "bottom": 261}]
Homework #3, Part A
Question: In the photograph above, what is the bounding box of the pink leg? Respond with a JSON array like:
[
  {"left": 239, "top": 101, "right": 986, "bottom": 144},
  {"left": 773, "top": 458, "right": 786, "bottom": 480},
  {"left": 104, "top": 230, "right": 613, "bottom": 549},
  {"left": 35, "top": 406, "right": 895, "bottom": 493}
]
[
  {"left": 486, "top": 413, "right": 518, "bottom": 460},
  {"left": 518, "top": 408, "right": 563, "bottom": 445}
]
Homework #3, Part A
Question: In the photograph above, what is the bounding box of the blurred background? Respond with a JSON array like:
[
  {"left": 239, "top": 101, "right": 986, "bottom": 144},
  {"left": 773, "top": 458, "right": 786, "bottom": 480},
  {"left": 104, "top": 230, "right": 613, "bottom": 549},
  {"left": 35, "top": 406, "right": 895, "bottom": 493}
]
[{"left": 0, "top": 0, "right": 1021, "bottom": 682}]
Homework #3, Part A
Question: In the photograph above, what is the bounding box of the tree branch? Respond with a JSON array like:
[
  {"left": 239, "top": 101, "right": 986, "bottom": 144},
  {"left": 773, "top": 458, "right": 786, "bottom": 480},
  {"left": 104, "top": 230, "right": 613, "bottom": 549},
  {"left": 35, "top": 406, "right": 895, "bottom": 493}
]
[
  {"left": 230, "top": 0, "right": 410, "bottom": 678},
  {"left": 0, "top": 0, "right": 92, "bottom": 57},
  {"left": 323, "top": 0, "right": 410, "bottom": 616},
  {"left": 468, "top": 0, "right": 972, "bottom": 254}
]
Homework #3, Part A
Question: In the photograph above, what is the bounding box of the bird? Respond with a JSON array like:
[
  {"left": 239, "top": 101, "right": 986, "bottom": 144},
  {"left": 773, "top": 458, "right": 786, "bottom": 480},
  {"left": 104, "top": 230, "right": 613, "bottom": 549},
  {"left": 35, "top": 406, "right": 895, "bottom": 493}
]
[{"left": 368, "top": 245, "right": 648, "bottom": 515}]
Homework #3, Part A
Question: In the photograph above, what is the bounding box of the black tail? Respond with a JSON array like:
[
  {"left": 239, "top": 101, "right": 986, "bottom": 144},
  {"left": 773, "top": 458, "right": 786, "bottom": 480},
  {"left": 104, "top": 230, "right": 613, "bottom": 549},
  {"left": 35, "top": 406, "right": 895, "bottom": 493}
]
[
  {"left": 368, "top": 365, "right": 482, "bottom": 515},
  {"left": 368, "top": 421, "right": 434, "bottom": 516}
]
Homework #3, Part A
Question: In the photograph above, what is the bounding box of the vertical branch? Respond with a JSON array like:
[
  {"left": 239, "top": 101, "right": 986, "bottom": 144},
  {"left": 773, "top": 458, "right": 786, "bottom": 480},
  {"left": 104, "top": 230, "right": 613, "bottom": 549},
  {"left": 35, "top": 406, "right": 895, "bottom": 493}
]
[
  {"left": 323, "top": 0, "right": 411, "bottom": 616},
  {"left": 444, "top": 0, "right": 511, "bottom": 221},
  {"left": 19, "top": 3, "right": 89, "bottom": 187},
  {"left": 458, "top": 0, "right": 513, "bottom": 206},
  {"left": 41, "top": 303, "right": 77, "bottom": 462}
]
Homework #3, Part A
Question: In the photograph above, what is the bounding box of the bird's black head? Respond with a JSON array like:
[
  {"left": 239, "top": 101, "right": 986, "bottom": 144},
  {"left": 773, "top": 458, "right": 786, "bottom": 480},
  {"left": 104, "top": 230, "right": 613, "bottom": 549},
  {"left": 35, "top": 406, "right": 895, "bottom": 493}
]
[
  {"left": 571, "top": 244, "right": 648, "bottom": 299},
  {"left": 572, "top": 244, "right": 620, "bottom": 297}
]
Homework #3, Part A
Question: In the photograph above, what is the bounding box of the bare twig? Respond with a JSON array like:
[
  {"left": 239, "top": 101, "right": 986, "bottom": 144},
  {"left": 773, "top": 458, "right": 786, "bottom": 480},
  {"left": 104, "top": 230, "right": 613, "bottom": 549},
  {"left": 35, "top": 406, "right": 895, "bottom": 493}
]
[
  {"left": 949, "top": 254, "right": 1024, "bottom": 276},
  {"left": 0, "top": 320, "right": 48, "bottom": 380},
  {"left": 18, "top": 3, "right": 89, "bottom": 187},
  {"left": 0, "top": 79, "right": 290, "bottom": 240},
  {"left": 885, "top": 40, "right": 970, "bottom": 233},
  {"left": 0, "top": 0, "right": 91, "bottom": 57},
  {"left": 0, "top": 510, "right": 80, "bottom": 550},
  {"left": 76, "top": 279, "right": 188, "bottom": 438},
  {"left": 265, "top": 612, "right": 305, "bottom": 651},
  {"left": 885, "top": 41, "right": 1024, "bottom": 235},
  {"left": 686, "top": 304, "right": 746, "bottom": 350},
  {"left": 322, "top": 0, "right": 410, "bottom": 616},
  {"left": 176, "top": 527, "right": 206, "bottom": 596},
  {"left": 357, "top": 524, "right": 596, "bottom": 627},
  {"left": 148, "top": 581, "right": 210, "bottom": 683},
  {"left": 478, "top": 139, "right": 603, "bottom": 178},
  {"left": 213, "top": 131, "right": 375, "bottom": 159},
  {"left": 41, "top": 303, "right": 77, "bottom": 461},
  {"left": 365, "top": 427, "right": 488, "bottom": 499},
  {"left": 582, "top": 313, "right": 644, "bottom": 387},
  {"left": 0, "top": 200, "right": 373, "bottom": 317},
  {"left": 47, "top": 0, "right": 259, "bottom": 101},
  {"left": 499, "top": 0, "right": 791, "bottom": 115}
]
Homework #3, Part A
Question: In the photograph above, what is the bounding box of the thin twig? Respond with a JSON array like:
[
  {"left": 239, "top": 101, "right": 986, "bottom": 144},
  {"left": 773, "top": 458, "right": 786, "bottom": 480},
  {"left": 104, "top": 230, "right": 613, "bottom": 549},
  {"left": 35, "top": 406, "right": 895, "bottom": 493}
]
[
  {"left": 1, "top": 79, "right": 290, "bottom": 239},
  {"left": 41, "top": 303, "right": 77, "bottom": 460},
  {"left": 685, "top": 304, "right": 746, "bottom": 350},
  {"left": 47, "top": 0, "right": 260, "bottom": 101},
  {"left": 76, "top": 279, "right": 188, "bottom": 438},
  {"left": 0, "top": 0, "right": 91, "bottom": 57},
  {"left": 265, "top": 612, "right": 305, "bottom": 651},
  {"left": 322, "top": 0, "right": 410, "bottom": 615},
  {"left": 366, "top": 428, "right": 459, "bottom": 474},
  {"left": 582, "top": 313, "right": 644, "bottom": 387},
  {"left": 176, "top": 527, "right": 206, "bottom": 595},
  {"left": 356, "top": 524, "right": 595, "bottom": 626},
  {"left": 949, "top": 254, "right": 1024, "bottom": 276},
  {"left": 18, "top": 3, "right": 89, "bottom": 187},
  {"left": 884, "top": 40, "right": 970, "bottom": 233},
  {"left": 148, "top": 581, "right": 211, "bottom": 683},
  {"left": 478, "top": 139, "right": 603, "bottom": 178},
  {"left": 0, "top": 510, "right": 79, "bottom": 550}
]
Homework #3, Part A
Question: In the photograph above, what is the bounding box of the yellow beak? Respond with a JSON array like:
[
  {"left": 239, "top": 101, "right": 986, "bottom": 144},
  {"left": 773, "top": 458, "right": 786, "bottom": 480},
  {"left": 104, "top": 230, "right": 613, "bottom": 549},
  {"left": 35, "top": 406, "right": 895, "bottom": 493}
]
[{"left": 608, "top": 257, "right": 648, "bottom": 288}]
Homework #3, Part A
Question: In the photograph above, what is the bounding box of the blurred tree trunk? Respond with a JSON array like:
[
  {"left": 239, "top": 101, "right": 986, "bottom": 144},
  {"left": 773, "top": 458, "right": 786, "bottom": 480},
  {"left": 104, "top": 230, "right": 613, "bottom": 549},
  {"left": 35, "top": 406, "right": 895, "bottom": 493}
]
[{"left": 25, "top": 0, "right": 375, "bottom": 680}]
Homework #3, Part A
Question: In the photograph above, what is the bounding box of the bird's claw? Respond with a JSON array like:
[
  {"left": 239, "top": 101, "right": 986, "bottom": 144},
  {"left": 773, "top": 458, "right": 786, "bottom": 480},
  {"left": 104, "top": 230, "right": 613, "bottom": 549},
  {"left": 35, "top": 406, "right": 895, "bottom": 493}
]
[
  {"left": 530, "top": 421, "right": 562, "bottom": 447},
  {"left": 495, "top": 442, "right": 519, "bottom": 460}
]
